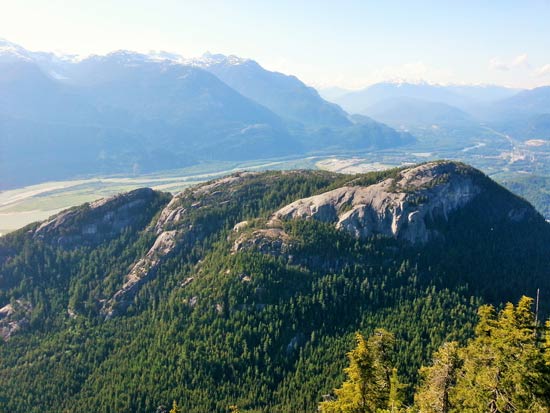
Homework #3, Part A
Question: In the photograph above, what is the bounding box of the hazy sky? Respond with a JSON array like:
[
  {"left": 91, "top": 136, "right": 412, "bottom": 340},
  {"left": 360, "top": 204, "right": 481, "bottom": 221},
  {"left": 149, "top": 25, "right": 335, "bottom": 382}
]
[{"left": 1, "top": 0, "right": 550, "bottom": 89}]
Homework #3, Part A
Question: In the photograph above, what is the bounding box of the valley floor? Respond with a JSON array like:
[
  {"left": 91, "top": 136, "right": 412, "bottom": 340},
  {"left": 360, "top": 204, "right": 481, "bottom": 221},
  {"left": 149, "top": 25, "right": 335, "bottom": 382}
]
[{"left": 2, "top": 130, "right": 550, "bottom": 235}]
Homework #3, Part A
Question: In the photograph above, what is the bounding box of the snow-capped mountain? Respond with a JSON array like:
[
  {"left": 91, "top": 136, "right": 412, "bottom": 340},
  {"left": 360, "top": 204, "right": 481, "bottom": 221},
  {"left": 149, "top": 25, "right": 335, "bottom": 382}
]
[
  {"left": 0, "top": 38, "right": 33, "bottom": 61},
  {"left": 185, "top": 52, "right": 352, "bottom": 128},
  {"left": 184, "top": 52, "right": 250, "bottom": 67}
]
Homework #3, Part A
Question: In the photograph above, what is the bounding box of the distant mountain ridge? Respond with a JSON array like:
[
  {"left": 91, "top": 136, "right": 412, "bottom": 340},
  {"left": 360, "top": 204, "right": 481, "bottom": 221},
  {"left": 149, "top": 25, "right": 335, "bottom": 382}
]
[
  {"left": 324, "top": 79, "right": 550, "bottom": 123},
  {"left": 325, "top": 80, "right": 550, "bottom": 144},
  {"left": 363, "top": 97, "right": 475, "bottom": 128},
  {"left": 0, "top": 50, "right": 298, "bottom": 185},
  {"left": 331, "top": 81, "right": 520, "bottom": 114},
  {"left": 187, "top": 53, "right": 352, "bottom": 128},
  {"left": 493, "top": 86, "right": 550, "bottom": 117},
  {"left": 0, "top": 39, "right": 413, "bottom": 189}
]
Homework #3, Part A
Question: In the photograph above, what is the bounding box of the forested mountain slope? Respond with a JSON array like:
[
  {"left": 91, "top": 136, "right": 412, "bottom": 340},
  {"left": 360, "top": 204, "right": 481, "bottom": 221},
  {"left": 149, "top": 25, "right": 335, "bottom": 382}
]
[{"left": 0, "top": 161, "right": 549, "bottom": 413}]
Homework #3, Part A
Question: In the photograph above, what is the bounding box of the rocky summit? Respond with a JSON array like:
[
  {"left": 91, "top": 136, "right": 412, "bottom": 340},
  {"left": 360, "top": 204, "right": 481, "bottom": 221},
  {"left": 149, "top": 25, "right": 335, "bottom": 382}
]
[
  {"left": 271, "top": 161, "right": 535, "bottom": 244},
  {"left": 31, "top": 188, "right": 167, "bottom": 248}
]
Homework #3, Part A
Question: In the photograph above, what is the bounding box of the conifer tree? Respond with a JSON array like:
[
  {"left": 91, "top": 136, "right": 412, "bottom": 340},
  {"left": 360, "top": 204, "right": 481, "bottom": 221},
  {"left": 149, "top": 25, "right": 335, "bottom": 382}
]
[
  {"left": 319, "top": 329, "right": 398, "bottom": 413},
  {"left": 414, "top": 341, "right": 460, "bottom": 413},
  {"left": 169, "top": 400, "right": 180, "bottom": 413},
  {"left": 388, "top": 368, "right": 407, "bottom": 412},
  {"left": 451, "top": 296, "right": 549, "bottom": 413},
  {"left": 536, "top": 320, "right": 550, "bottom": 407}
]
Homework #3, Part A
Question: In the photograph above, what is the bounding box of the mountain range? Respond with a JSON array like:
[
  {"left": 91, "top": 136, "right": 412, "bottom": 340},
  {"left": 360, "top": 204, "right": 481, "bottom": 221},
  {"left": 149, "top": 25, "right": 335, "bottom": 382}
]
[
  {"left": 327, "top": 81, "right": 520, "bottom": 114},
  {"left": 0, "top": 39, "right": 413, "bottom": 189},
  {"left": 1, "top": 161, "right": 549, "bottom": 412},
  {"left": 324, "top": 81, "right": 550, "bottom": 142},
  {"left": 188, "top": 53, "right": 351, "bottom": 129}
]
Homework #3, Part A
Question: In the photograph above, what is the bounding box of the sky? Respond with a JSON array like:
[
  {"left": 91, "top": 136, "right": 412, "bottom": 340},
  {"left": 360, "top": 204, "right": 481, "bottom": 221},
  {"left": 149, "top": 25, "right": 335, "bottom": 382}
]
[{"left": 1, "top": 0, "right": 550, "bottom": 90}]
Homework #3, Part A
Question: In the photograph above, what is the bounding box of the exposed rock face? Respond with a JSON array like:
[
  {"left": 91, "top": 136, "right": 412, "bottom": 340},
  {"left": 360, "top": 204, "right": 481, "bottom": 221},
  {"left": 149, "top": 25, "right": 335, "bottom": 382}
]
[
  {"left": 0, "top": 299, "right": 32, "bottom": 341},
  {"left": 154, "top": 195, "right": 188, "bottom": 234},
  {"left": 101, "top": 230, "right": 180, "bottom": 317},
  {"left": 232, "top": 226, "right": 291, "bottom": 256},
  {"left": 102, "top": 191, "right": 193, "bottom": 317},
  {"left": 0, "top": 188, "right": 168, "bottom": 332},
  {"left": 273, "top": 162, "right": 485, "bottom": 244},
  {"left": 33, "top": 188, "right": 159, "bottom": 248},
  {"left": 192, "top": 172, "right": 258, "bottom": 197},
  {"left": 102, "top": 172, "right": 260, "bottom": 317}
]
